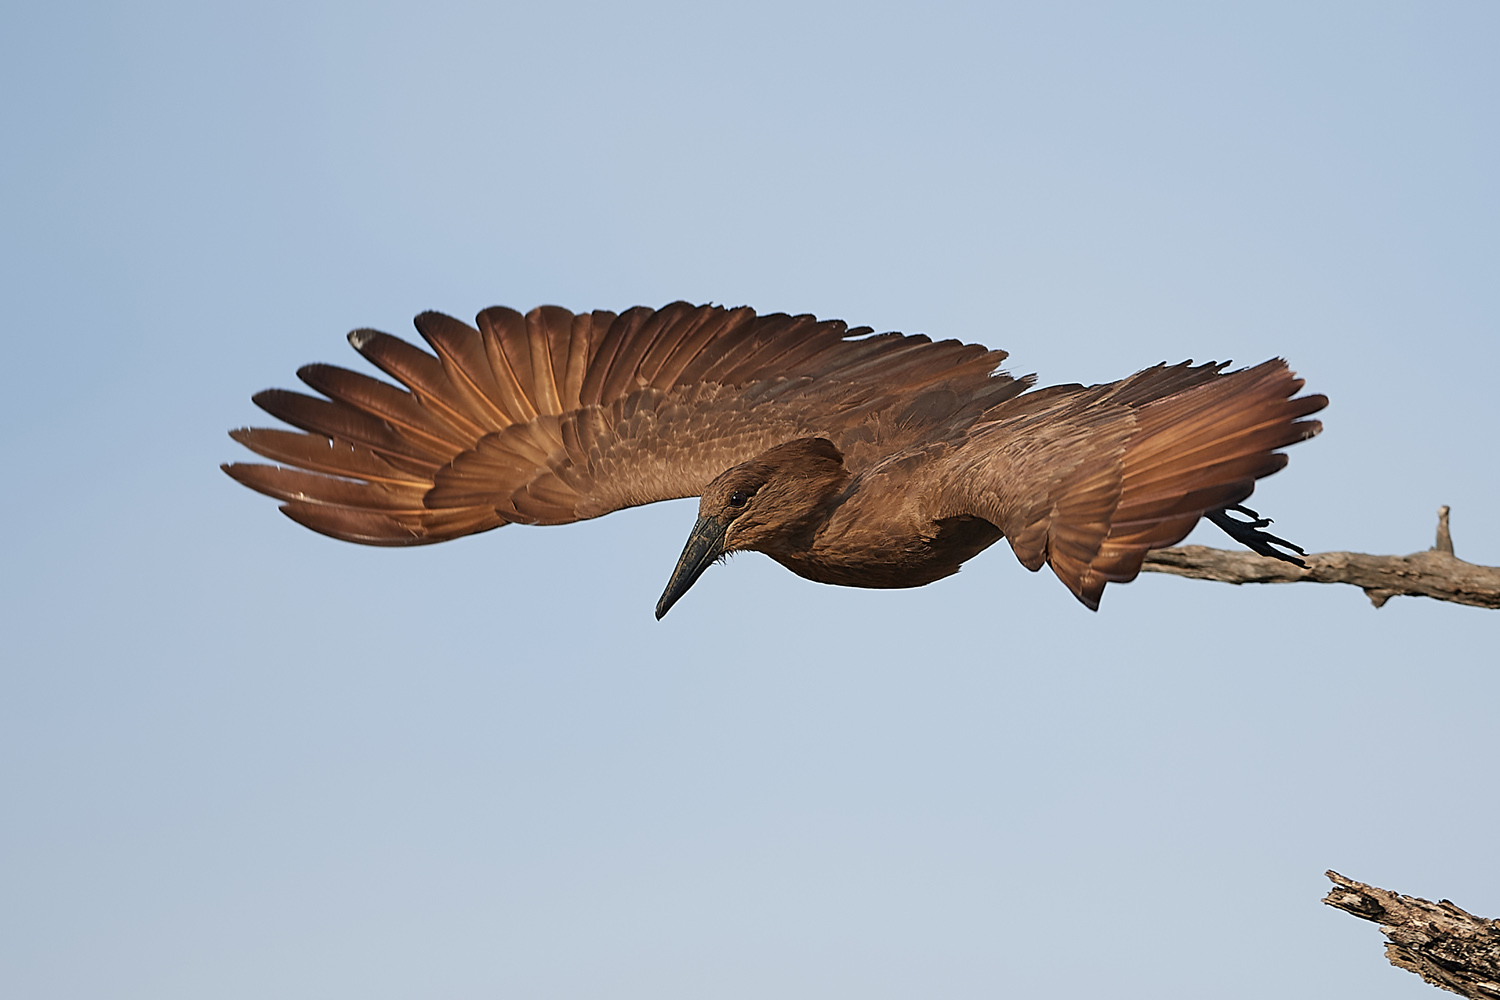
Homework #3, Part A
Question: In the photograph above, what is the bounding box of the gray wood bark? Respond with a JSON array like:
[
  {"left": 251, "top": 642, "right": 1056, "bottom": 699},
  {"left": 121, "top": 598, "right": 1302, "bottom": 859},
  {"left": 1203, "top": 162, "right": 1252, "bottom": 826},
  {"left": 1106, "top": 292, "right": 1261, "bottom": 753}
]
[
  {"left": 1324, "top": 871, "right": 1500, "bottom": 998},
  {"left": 1141, "top": 507, "right": 1500, "bottom": 609}
]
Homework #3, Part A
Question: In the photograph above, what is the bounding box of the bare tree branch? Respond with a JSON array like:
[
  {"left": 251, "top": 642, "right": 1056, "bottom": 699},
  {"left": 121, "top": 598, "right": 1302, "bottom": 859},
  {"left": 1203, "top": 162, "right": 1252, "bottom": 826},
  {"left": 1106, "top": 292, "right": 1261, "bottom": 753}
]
[
  {"left": 1141, "top": 507, "right": 1500, "bottom": 609},
  {"left": 1323, "top": 871, "right": 1500, "bottom": 999}
]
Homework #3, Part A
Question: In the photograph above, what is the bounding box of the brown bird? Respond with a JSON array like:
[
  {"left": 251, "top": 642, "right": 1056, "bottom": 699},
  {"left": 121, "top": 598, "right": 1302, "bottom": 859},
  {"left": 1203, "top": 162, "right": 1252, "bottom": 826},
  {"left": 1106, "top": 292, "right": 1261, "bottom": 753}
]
[{"left": 223, "top": 302, "right": 1326, "bottom": 616}]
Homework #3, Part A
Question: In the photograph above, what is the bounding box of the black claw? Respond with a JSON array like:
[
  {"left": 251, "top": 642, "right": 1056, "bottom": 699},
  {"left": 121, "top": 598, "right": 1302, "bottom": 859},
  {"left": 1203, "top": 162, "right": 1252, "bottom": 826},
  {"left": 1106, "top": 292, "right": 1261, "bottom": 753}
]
[
  {"left": 1206, "top": 505, "right": 1309, "bottom": 567},
  {"left": 1222, "top": 503, "right": 1272, "bottom": 528}
]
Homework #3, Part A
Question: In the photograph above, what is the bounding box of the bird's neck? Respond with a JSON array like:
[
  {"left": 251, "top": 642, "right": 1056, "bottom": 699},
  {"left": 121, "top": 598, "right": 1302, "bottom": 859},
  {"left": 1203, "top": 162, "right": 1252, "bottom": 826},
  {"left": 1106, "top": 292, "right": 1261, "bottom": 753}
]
[{"left": 753, "top": 477, "right": 853, "bottom": 561}]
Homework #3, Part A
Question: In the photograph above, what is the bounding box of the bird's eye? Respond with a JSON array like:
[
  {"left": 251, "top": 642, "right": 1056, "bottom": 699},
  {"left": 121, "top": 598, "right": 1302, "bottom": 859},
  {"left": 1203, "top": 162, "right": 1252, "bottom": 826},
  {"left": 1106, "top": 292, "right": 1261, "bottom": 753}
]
[{"left": 727, "top": 491, "right": 750, "bottom": 508}]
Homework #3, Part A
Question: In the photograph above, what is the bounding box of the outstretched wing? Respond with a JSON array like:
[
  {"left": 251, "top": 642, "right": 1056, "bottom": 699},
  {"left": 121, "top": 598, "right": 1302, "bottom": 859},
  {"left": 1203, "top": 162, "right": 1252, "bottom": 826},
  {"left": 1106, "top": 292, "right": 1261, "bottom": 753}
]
[
  {"left": 929, "top": 359, "right": 1326, "bottom": 608},
  {"left": 224, "top": 302, "right": 1015, "bottom": 545}
]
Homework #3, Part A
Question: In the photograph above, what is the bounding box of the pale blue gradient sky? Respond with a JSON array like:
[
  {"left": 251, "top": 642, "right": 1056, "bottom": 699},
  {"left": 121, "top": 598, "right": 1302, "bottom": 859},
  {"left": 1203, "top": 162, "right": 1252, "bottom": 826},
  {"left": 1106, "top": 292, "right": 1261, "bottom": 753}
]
[{"left": 2, "top": 3, "right": 1496, "bottom": 998}]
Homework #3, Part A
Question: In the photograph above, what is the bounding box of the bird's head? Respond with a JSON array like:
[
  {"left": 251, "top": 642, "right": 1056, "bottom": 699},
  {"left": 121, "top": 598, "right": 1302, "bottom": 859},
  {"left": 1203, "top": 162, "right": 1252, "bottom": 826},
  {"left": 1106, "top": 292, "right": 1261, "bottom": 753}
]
[{"left": 655, "top": 437, "right": 849, "bottom": 618}]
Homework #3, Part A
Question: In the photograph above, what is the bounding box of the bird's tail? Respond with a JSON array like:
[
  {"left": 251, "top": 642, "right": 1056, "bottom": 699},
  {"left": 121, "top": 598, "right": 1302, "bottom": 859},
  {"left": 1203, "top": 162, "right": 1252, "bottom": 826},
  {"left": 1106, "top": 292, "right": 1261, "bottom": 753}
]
[{"left": 1052, "top": 359, "right": 1326, "bottom": 607}]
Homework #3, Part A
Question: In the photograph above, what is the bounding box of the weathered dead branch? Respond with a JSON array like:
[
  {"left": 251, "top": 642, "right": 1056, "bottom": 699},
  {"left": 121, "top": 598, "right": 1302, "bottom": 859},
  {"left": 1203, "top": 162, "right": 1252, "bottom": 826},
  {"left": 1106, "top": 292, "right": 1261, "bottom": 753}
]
[
  {"left": 1141, "top": 507, "right": 1500, "bottom": 609},
  {"left": 1324, "top": 871, "right": 1500, "bottom": 998}
]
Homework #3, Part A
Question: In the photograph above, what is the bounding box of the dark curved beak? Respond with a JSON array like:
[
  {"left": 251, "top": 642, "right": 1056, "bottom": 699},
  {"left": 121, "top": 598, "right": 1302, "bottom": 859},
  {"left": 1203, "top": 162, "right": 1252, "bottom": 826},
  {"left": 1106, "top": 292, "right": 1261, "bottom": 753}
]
[{"left": 655, "top": 514, "right": 728, "bottom": 619}]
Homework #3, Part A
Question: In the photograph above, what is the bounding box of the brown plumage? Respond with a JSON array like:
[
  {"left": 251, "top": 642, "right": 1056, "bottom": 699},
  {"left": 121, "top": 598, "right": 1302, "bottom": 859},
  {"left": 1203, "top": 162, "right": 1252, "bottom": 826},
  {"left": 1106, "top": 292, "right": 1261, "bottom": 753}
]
[{"left": 223, "top": 302, "right": 1326, "bottom": 615}]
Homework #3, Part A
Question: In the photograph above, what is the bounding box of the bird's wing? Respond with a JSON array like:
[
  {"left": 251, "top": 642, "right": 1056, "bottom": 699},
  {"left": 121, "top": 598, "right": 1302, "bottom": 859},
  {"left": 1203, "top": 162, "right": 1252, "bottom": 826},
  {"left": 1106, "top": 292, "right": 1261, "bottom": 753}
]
[
  {"left": 224, "top": 303, "right": 1014, "bottom": 545},
  {"left": 926, "top": 359, "right": 1326, "bottom": 608}
]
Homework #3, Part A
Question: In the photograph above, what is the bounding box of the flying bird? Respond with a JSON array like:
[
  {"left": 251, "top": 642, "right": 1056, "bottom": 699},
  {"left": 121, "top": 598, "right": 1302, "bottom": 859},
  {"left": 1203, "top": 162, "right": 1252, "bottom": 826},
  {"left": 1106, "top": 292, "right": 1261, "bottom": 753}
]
[{"left": 223, "top": 302, "right": 1326, "bottom": 616}]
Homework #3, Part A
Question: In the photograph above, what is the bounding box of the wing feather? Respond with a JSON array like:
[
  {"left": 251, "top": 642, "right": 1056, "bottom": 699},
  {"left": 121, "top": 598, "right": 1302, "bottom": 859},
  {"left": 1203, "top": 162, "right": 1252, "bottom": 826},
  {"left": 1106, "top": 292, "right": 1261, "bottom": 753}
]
[
  {"left": 598, "top": 303, "right": 692, "bottom": 401},
  {"left": 346, "top": 328, "right": 478, "bottom": 435},
  {"left": 578, "top": 306, "right": 650, "bottom": 405},
  {"left": 524, "top": 306, "right": 565, "bottom": 415},
  {"left": 473, "top": 306, "right": 541, "bottom": 423},
  {"left": 250, "top": 389, "right": 447, "bottom": 463},
  {"left": 931, "top": 359, "right": 1325, "bottom": 608},
  {"left": 295, "top": 364, "right": 466, "bottom": 453},
  {"left": 414, "top": 310, "right": 521, "bottom": 430},
  {"left": 559, "top": 311, "right": 599, "bottom": 409},
  {"left": 224, "top": 463, "right": 430, "bottom": 512},
  {"left": 227, "top": 429, "right": 430, "bottom": 486},
  {"left": 653, "top": 307, "right": 753, "bottom": 389},
  {"left": 227, "top": 302, "right": 1018, "bottom": 545},
  {"left": 280, "top": 501, "right": 505, "bottom": 547}
]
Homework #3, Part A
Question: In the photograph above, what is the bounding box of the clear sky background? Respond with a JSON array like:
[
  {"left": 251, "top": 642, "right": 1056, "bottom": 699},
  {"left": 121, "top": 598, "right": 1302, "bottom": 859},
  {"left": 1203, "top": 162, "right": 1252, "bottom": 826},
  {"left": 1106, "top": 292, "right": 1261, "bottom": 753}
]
[{"left": 3, "top": 2, "right": 1496, "bottom": 998}]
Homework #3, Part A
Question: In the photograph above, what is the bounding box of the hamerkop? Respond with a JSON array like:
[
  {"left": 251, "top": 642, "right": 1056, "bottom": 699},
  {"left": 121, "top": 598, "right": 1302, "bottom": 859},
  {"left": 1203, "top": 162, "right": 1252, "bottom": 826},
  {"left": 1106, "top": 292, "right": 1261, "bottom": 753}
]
[{"left": 223, "top": 302, "right": 1326, "bottom": 616}]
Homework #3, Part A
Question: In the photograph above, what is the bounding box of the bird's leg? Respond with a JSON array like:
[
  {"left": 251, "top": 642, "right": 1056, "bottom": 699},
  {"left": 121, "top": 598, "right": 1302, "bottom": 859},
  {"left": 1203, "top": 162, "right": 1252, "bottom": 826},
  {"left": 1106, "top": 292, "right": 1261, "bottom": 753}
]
[{"left": 1204, "top": 504, "right": 1309, "bottom": 567}]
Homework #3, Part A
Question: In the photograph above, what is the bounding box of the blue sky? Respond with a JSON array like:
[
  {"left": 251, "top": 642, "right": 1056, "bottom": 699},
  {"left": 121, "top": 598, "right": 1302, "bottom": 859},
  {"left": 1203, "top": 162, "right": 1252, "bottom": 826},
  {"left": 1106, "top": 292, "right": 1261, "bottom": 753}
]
[{"left": 3, "top": 2, "right": 1496, "bottom": 997}]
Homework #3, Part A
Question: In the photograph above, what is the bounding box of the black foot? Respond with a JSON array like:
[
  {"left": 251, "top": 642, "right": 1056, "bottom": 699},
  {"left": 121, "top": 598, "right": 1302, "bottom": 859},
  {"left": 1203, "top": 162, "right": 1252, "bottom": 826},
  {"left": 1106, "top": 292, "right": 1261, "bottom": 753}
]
[{"left": 1205, "top": 504, "right": 1309, "bottom": 567}]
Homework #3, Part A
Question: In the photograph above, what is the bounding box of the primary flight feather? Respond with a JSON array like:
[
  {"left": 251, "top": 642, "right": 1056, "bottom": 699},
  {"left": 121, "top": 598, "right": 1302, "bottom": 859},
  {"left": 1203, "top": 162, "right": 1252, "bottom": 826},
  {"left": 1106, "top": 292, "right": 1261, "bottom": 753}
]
[{"left": 223, "top": 301, "right": 1325, "bottom": 615}]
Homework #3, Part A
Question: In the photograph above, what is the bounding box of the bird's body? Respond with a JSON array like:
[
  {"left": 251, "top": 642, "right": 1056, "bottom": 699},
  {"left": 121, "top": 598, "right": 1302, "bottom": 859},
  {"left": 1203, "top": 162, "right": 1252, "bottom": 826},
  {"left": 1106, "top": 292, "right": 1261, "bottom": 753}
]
[
  {"left": 225, "top": 302, "right": 1325, "bottom": 614},
  {"left": 706, "top": 439, "right": 1000, "bottom": 590}
]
